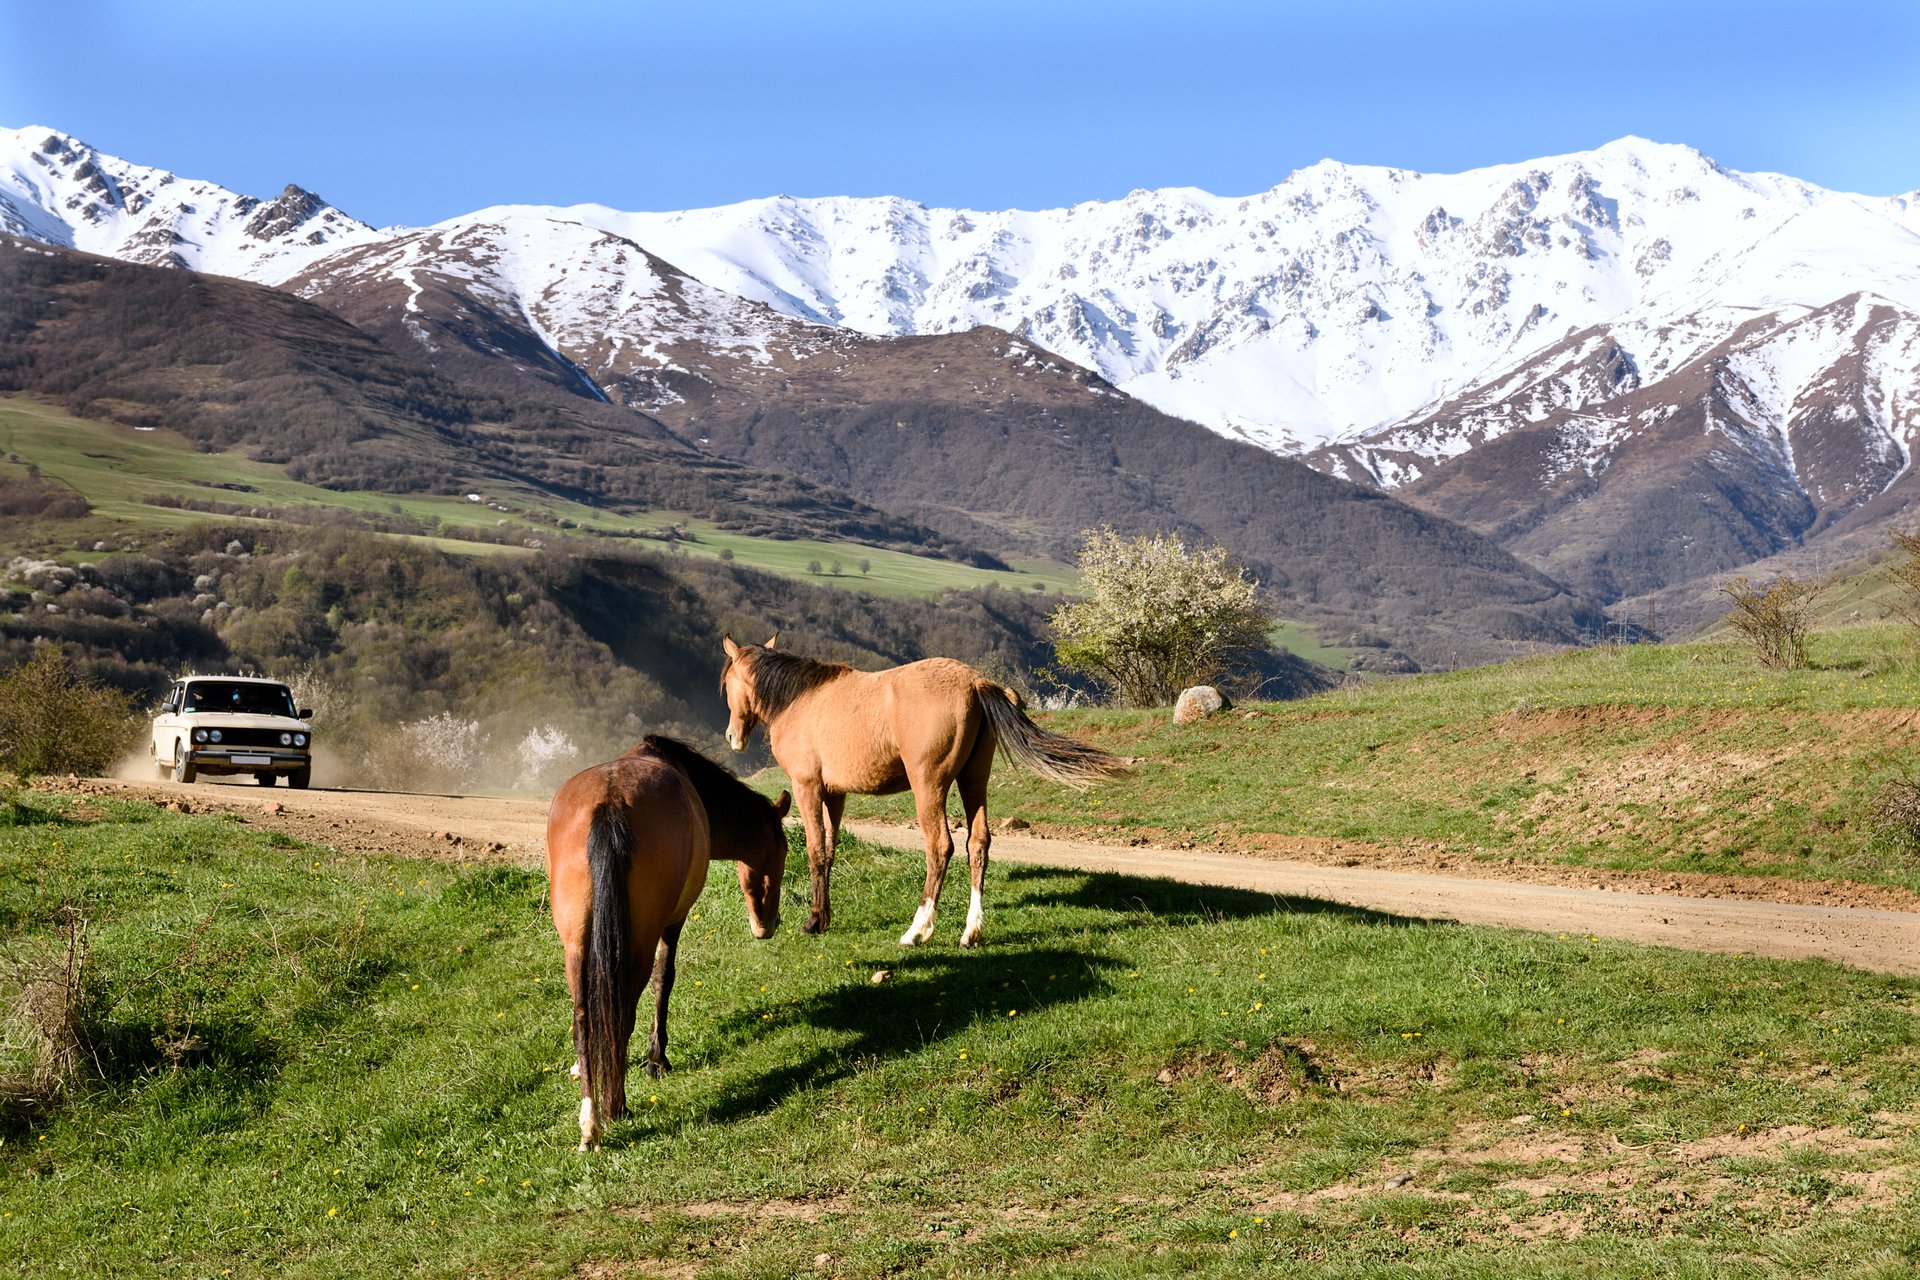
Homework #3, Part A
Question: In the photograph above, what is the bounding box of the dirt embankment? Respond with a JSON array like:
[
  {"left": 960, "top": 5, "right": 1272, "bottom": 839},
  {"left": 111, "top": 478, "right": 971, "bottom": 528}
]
[{"left": 44, "top": 777, "right": 1920, "bottom": 978}]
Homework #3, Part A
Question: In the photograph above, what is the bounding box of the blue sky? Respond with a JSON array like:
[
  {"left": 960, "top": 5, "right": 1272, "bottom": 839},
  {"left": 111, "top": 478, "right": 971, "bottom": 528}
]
[{"left": 4, "top": 0, "right": 1916, "bottom": 227}]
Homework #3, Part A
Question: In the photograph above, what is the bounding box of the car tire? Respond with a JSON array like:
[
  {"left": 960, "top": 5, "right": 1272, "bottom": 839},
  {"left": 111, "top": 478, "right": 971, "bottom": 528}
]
[
  {"left": 255, "top": 773, "right": 277, "bottom": 787},
  {"left": 289, "top": 764, "right": 312, "bottom": 790},
  {"left": 172, "top": 743, "right": 196, "bottom": 785},
  {"left": 155, "top": 752, "right": 171, "bottom": 782}
]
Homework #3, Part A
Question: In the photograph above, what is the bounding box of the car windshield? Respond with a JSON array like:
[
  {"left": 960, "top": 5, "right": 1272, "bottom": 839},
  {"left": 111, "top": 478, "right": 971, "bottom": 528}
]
[{"left": 183, "top": 682, "right": 298, "bottom": 718}]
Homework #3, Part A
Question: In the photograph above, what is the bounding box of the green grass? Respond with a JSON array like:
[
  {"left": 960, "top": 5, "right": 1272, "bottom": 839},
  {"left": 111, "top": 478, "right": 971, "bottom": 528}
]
[
  {"left": 2, "top": 792, "right": 1918, "bottom": 1277},
  {"left": 850, "top": 625, "right": 1920, "bottom": 894},
  {"left": 1268, "top": 621, "right": 1353, "bottom": 672},
  {"left": 0, "top": 394, "right": 1077, "bottom": 599}
]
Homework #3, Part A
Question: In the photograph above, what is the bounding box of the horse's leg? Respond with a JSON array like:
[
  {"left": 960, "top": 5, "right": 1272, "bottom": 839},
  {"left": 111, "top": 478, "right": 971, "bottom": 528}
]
[
  {"left": 956, "top": 740, "right": 994, "bottom": 948},
  {"left": 899, "top": 777, "right": 954, "bottom": 946},
  {"left": 823, "top": 790, "right": 846, "bottom": 859},
  {"left": 645, "top": 923, "right": 683, "bottom": 1078},
  {"left": 795, "top": 778, "right": 833, "bottom": 934},
  {"left": 564, "top": 943, "right": 600, "bottom": 1151},
  {"left": 612, "top": 967, "right": 637, "bottom": 1123}
]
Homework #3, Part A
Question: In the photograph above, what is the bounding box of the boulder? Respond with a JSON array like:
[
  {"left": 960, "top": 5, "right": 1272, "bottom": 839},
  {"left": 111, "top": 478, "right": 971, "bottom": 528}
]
[{"left": 1173, "top": 685, "right": 1231, "bottom": 724}]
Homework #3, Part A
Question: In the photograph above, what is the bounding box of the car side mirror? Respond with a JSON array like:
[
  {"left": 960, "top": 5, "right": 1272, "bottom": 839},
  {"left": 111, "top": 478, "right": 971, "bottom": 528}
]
[{"left": 298, "top": 708, "right": 314, "bottom": 720}]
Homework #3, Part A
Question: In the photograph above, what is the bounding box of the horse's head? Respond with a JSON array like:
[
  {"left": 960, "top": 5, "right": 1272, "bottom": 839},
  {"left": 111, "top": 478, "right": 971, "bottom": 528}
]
[
  {"left": 737, "top": 787, "right": 792, "bottom": 938},
  {"left": 719, "top": 633, "right": 777, "bottom": 752}
]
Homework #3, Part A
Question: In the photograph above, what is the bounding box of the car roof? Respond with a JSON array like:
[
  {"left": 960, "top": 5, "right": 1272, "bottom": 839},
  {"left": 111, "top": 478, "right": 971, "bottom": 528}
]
[{"left": 180, "top": 675, "right": 292, "bottom": 686}]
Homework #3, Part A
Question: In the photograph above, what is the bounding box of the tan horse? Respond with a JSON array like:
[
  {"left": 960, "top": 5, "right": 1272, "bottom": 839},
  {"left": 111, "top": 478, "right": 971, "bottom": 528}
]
[
  {"left": 546, "top": 735, "right": 790, "bottom": 1150},
  {"left": 720, "top": 635, "right": 1124, "bottom": 947}
]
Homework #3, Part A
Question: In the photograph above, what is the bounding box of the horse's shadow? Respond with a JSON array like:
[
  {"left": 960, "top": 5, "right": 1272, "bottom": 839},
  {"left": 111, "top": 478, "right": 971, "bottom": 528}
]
[
  {"left": 651, "top": 863, "right": 1436, "bottom": 1128},
  {"left": 997, "top": 862, "right": 1432, "bottom": 931},
  {"left": 694, "top": 944, "right": 1120, "bottom": 1123}
]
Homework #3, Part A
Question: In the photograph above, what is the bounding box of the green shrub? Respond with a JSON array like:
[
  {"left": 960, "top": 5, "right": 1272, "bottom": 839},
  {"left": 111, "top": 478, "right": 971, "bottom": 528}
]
[{"left": 0, "top": 645, "right": 137, "bottom": 777}]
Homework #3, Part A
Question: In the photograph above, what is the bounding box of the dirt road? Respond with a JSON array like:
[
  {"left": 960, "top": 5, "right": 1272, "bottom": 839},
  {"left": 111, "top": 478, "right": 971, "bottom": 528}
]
[{"left": 61, "top": 778, "right": 1920, "bottom": 978}]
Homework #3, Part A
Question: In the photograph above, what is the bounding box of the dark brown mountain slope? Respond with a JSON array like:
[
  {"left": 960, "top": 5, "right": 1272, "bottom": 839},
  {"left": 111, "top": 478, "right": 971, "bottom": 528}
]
[
  {"left": 0, "top": 236, "right": 988, "bottom": 558},
  {"left": 1309, "top": 294, "right": 1920, "bottom": 605},
  {"left": 287, "top": 219, "right": 1609, "bottom": 666}
]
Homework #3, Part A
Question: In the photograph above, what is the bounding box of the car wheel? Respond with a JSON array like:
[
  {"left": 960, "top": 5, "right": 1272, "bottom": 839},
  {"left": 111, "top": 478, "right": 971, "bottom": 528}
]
[
  {"left": 172, "top": 742, "right": 196, "bottom": 785},
  {"left": 155, "top": 751, "right": 171, "bottom": 782},
  {"left": 255, "top": 773, "right": 277, "bottom": 787},
  {"left": 289, "top": 764, "right": 312, "bottom": 790}
]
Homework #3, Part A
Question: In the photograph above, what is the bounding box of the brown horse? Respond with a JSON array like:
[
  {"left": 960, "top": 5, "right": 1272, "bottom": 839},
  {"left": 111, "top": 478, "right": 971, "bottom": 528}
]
[
  {"left": 720, "top": 635, "right": 1125, "bottom": 947},
  {"left": 546, "top": 734, "right": 790, "bottom": 1150}
]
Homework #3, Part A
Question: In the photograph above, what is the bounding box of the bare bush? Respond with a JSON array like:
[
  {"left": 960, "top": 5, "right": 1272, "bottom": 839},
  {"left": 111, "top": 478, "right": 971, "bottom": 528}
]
[
  {"left": 0, "top": 645, "right": 138, "bottom": 777},
  {"left": 281, "top": 661, "right": 346, "bottom": 724},
  {"left": 1721, "top": 574, "right": 1822, "bottom": 670},
  {"left": 1884, "top": 528, "right": 1920, "bottom": 638}
]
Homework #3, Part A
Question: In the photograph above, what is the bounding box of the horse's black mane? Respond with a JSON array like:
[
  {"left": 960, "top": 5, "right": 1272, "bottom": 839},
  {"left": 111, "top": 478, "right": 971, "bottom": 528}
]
[
  {"left": 635, "top": 734, "right": 770, "bottom": 818},
  {"left": 738, "top": 647, "right": 851, "bottom": 719},
  {"left": 634, "top": 735, "right": 785, "bottom": 862}
]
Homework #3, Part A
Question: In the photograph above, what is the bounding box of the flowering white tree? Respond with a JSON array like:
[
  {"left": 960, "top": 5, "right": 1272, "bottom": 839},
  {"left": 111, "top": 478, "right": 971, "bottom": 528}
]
[
  {"left": 1050, "top": 528, "right": 1269, "bottom": 708},
  {"left": 401, "top": 713, "right": 486, "bottom": 789},
  {"left": 515, "top": 725, "right": 579, "bottom": 790}
]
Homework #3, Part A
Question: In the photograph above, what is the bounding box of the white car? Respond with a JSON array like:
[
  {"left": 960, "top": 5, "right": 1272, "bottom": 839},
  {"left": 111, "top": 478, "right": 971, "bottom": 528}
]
[{"left": 151, "top": 675, "right": 314, "bottom": 787}]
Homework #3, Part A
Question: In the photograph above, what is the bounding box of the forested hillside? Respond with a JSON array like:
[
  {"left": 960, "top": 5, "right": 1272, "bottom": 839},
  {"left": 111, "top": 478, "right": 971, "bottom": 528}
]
[{"left": 1, "top": 525, "right": 1088, "bottom": 784}]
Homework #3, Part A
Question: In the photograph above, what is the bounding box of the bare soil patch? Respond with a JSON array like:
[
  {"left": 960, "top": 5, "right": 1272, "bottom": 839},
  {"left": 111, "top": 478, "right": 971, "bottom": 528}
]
[{"left": 1243, "top": 1111, "right": 1919, "bottom": 1241}]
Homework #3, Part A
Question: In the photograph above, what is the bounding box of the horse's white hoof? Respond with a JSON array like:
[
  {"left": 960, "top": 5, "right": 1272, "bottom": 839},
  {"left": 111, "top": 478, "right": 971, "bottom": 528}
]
[
  {"left": 899, "top": 900, "right": 936, "bottom": 947},
  {"left": 958, "top": 892, "right": 985, "bottom": 948}
]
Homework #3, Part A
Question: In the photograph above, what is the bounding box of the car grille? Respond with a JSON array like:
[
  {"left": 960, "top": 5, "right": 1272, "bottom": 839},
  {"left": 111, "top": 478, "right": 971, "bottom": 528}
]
[{"left": 210, "top": 728, "right": 302, "bottom": 749}]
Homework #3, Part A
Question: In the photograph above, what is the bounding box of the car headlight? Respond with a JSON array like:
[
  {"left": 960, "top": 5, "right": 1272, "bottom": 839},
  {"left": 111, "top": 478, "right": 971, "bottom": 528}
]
[
  {"left": 280, "top": 732, "right": 292, "bottom": 746},
  {"left": 294, "top": 733, "right": 308, "bottom": 748},
  {"left": 209, "top": 729, "right": 223, "bottom": 743},
  {"left": 193, "top": 728, "right": 209, "bottom": 744}
]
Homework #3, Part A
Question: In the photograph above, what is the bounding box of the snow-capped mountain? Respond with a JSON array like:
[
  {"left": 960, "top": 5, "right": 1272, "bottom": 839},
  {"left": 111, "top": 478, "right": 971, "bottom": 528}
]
[
  {"left": 10, "top": 123, "right": 1915, "bottom": 463},
  {"left": 496, "top": 139, "right": 1920, "bottom": 454},
  {"left": 278, "top": 210, "right": 1126, "bottom": 436},
  {"left": 1311, "top": 292, "right": 1920, "bottom": 600},
  {"left": 0, "top": 126, "right": 379, "bottom": 280}
]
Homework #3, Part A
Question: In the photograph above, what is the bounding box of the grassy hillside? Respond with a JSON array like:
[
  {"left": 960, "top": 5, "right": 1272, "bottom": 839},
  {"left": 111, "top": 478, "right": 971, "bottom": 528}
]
[
  {"left": 851, "top": 625, "right": 1920, "bottom": 894},
  {"left": 0, "top": 238, "right": 997, "bottom": 566},
  {"left": 0, "top": 394, "right": 1077, "bottom": 601},
  {"left": 2, "top": 791, "right": 1915, "bottom": 1277},
  {"left": 0, "top": 394, "right": 1371, "bottom": 678}
]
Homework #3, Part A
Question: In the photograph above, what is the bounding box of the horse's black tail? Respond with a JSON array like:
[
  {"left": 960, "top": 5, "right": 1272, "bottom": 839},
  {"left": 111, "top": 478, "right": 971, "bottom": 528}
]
[
  {"left": 978, "top": 685, "right": 1129, "bottom": 790},
  {"left": 581, "top": 802, "right": 632, "bottom": 1122}
]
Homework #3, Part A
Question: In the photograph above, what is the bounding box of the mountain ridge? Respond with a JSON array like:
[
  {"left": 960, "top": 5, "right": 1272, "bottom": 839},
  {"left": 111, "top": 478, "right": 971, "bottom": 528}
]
[
  {"left": 14, "top": 123, "right": 1915, "bottom": 635},
  {"left": 10, "top": 123, "right": 1916, "bottom": 457}
]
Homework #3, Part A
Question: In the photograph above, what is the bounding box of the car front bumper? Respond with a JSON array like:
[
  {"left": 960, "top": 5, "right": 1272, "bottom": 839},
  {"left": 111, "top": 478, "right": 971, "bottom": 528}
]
[{"left": 183, "top": 749, "right": 311, "bottom": 772}]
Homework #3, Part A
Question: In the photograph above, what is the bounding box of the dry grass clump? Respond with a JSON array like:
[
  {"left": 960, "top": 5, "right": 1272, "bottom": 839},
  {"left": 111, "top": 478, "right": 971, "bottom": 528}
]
[
  {"left": 1867, "top": 776, "right": 1920, "bottom": 863},
  {"left": 2, "top": 903, "right": 103, "bottom": 1117}
]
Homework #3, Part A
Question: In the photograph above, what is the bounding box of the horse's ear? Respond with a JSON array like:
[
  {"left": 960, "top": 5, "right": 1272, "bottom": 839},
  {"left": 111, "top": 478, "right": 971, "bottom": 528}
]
[
  {"left": 773, "top": 789, "right": 791, "bottom": 818},
  {"left": 764, "top": 632, "right": 778, "bottom": 650},
  {"left": 722, "top": 634, "right": 739, "bottom": 658}
]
